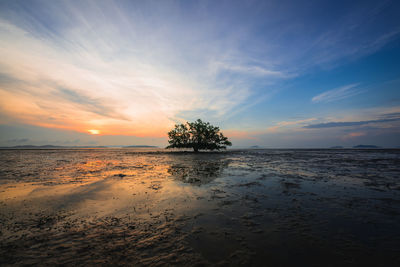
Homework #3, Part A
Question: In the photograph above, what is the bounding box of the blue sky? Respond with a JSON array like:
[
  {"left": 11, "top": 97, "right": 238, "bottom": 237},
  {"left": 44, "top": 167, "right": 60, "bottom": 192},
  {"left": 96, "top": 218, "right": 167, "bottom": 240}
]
[{"left": 0, "top": 0, "right": 399, "bottom": 147}]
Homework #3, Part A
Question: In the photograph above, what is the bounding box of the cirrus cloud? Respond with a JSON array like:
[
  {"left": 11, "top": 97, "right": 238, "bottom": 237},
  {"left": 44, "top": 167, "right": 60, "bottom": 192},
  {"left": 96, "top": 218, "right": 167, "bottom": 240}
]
[{"left": 312, "top": 83, "right": 362, "bottom": 103}]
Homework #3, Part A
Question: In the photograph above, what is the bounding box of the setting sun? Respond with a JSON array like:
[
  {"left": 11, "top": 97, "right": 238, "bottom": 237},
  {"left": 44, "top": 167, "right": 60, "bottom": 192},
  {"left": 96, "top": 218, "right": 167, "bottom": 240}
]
[{"left": 88, "top": 129, "right": 100, "bottom": 135}]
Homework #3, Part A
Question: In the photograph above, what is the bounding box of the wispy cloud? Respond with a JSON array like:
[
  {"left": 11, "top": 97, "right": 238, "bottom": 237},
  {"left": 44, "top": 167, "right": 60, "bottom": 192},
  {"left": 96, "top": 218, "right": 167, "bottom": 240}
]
[
  {"left": 0, "top": 4, "right": 267, "bottom": 136},
  {"left": 212, "top": 61, "right": 286, "bottom": 77},
  {"left": 1, "top": 0, "right": 307, "bottom": 137},
  {"left": 379, "top": 112, "right": 400, "bottom": 119},
  {"left": 265, "top": 118, "right": 317, "bottom": 133},
  {"left": 342, "top": 132, "right": 366, "bottom": 140},
  {"left": 304, "top": 117, "right": 400, "bottom": 129},
  {"left": 362, "top": 28, "right": 400, "bottom": 55},
  {"left": 312, "top": 83, "right": 361, "bottom": 103}
]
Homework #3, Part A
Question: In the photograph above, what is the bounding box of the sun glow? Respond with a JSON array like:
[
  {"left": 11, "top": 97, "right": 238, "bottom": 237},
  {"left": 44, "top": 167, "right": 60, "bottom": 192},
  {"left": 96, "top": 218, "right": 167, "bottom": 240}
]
[{"left": 88, "top": 129, "right": 100, "bottom": 135}]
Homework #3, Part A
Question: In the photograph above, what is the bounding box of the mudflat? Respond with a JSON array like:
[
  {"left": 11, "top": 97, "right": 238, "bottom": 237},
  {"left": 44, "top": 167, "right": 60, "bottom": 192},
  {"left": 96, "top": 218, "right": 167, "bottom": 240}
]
[{"left": 0, "top": 148, "right": 399, "bottom": 266}]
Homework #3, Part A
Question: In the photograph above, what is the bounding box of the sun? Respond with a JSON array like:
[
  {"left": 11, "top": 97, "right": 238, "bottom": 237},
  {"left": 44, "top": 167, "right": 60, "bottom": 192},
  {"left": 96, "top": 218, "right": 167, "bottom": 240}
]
[{"left": 88, "top": 129, "right": 100, "bottom": 135}]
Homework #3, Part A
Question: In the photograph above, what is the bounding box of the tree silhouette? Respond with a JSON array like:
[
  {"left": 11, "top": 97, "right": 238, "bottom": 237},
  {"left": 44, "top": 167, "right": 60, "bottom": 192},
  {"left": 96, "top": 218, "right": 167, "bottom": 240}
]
[{"left": 166, "top": 119, "right": 232, "bottom": 152}]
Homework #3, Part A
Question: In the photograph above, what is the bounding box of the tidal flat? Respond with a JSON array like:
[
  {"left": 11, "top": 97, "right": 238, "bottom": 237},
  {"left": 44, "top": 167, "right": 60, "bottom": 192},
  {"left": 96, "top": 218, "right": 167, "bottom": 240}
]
[{"left": 0, "top": 148, "right": 399, "bottom": 266}]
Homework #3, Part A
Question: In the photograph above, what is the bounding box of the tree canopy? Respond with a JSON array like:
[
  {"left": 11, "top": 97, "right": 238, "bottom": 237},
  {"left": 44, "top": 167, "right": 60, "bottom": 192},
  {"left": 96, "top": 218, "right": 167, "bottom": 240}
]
[{"left": 166, "top": 119, "right": 232, "bottom": 152}]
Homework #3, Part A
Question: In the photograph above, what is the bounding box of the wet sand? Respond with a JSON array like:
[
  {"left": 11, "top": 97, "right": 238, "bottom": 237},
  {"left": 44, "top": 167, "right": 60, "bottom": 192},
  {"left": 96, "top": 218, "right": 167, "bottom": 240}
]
[{"left": 0, "top": 149, "right": 400, "bottom": 266}]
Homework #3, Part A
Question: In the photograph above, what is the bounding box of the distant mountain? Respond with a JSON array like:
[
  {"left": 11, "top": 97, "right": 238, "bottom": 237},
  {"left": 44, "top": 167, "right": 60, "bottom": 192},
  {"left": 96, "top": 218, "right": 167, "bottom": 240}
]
[
  {"left": 250, "top": 145, "right": 261, "bottom": 149},
  {"left": 330, "top": 146, "right": 344, "bottom": 149},
  {"left": 1, "top": 145, "right": 106, "bottom": 149},
  {"left": 0, "top": 145, "right": 158, "bottom": 149},
  {"left": 353, "top": 145, "right": 380, "bottom": 148},
  {"left": 0, "top": 145, "right": 65, "bottom": 149}
]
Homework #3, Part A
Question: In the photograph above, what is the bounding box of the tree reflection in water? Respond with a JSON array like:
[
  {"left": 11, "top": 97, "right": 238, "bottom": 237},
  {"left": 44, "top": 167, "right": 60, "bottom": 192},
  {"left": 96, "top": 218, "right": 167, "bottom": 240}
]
[{"left": 167, "top": 154, "right": 229, "bottom": 185}]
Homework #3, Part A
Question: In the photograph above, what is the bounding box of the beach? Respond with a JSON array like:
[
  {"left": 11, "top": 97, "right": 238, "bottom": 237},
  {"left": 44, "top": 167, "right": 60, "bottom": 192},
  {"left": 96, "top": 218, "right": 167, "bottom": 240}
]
[{"left": 0, "top": 148, "right": 399, "bottom": 266}]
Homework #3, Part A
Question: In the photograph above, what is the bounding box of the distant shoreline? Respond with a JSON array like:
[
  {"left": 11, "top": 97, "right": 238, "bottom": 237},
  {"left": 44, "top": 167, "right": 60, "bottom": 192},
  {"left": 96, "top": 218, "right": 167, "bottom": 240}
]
[
  {"left": 0, "top": 146, "right": 399, "bottom": 150},
  {"left": 0, "top": 145, "right": 159, "bottom": 149}
]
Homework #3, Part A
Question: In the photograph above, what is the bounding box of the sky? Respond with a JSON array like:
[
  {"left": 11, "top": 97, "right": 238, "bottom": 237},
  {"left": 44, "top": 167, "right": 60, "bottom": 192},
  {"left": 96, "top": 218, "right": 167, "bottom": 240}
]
[{"left": 0, "top": 0, "right": 400, "bottom": 148}]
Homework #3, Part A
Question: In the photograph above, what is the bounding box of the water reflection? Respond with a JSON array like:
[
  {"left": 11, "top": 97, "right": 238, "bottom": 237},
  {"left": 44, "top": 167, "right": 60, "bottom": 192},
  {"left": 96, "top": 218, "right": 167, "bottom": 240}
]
[
  {"left": 1, "top": 149, "right": 400, "bottom": 266},
  {"left": 167, "top": 155, "right": 229, "bottom": 185}
]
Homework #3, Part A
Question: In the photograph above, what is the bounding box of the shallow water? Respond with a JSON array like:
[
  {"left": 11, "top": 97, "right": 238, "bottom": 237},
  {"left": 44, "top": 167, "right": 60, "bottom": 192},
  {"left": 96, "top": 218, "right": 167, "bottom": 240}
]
[{"left": 0, "top": 148, "right": 400, "bottom": 266}]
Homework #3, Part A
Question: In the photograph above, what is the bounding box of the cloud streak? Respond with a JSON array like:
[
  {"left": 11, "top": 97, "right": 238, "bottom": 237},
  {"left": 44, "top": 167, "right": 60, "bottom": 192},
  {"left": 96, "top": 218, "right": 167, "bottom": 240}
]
[
  {"left": 266, "top": 118, "right": 317, "bottom": 133},
  {"left": 304, "top": 117, "right": 400, "bottom": 129},
  {"left": 212, "top": 61, "right": 286, "bottom": 77},
  {"left": 312, "top": 83, "right": 361, "bottom": 103},
  {"left": 0, "top": 2, "right": 273, "bottom": 136}
]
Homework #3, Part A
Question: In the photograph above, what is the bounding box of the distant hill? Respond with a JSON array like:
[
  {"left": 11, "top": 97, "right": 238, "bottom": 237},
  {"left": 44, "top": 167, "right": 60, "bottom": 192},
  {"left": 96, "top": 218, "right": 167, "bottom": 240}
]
[
  {"left": 0, "top": 145, "right": 158, "bottom": 149},
  {"left": 0, "top": 145, "right": 109, "bottom": 149},
  {"left": 330, "top": 146, "right": 344, "bottom": 149},
  {"left": 0, "top": 145, "right": 64, "bottom": 149},
  {"left": 353, "top": 145, "right": 380, "bottom": 148}
]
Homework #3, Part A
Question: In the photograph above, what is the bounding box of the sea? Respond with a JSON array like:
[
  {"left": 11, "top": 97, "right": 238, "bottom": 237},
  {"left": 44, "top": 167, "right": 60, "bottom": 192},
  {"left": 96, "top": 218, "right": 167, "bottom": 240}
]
[{"left": 0, "top": 148, "right": 399, "bottom": 266}]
